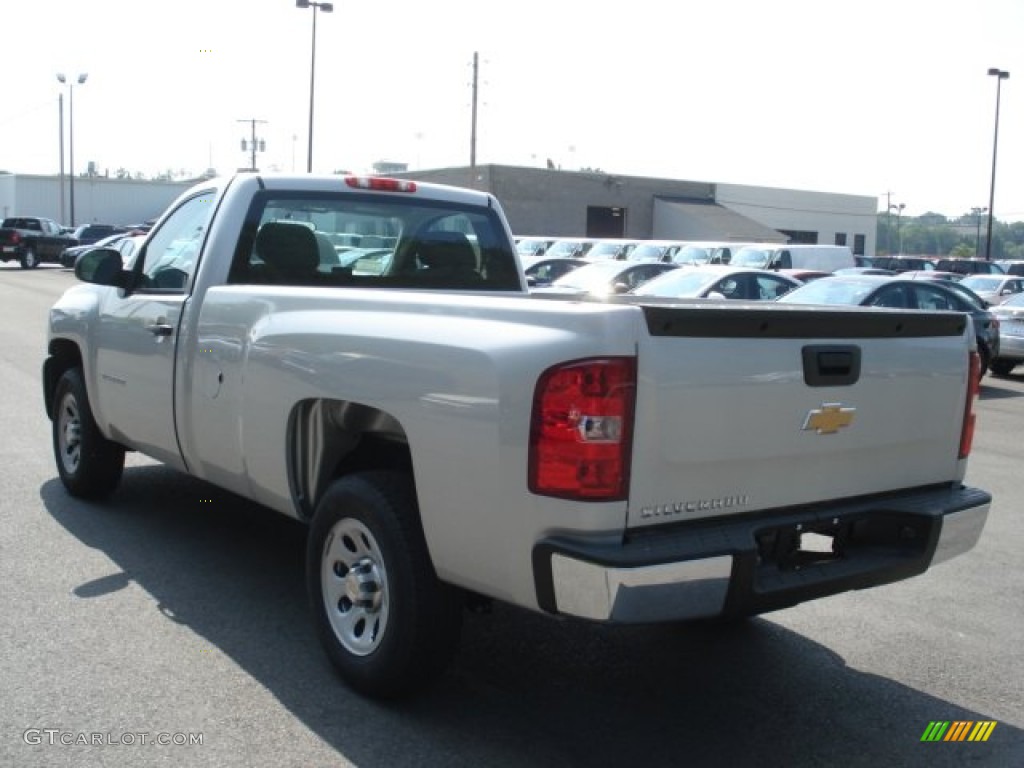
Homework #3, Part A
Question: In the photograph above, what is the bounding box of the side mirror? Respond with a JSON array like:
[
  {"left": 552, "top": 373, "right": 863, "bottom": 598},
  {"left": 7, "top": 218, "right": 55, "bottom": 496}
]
[
  {"left": 612, "top": 281, "right": 631, "bottom": 294},
  {"left": 75, "top": 248, "right": 129, "bottom": 288}
]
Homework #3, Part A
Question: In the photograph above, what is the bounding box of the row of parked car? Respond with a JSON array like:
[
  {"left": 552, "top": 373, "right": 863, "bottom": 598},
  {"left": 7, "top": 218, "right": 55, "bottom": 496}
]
[{"left": 516, "top": 235, "right": 1024, "bottom": 379}]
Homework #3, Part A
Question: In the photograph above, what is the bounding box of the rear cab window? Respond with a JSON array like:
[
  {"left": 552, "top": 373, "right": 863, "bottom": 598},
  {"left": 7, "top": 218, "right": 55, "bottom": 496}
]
[{"left": 228, "top": 189, "right": 521, "bottom": 291}]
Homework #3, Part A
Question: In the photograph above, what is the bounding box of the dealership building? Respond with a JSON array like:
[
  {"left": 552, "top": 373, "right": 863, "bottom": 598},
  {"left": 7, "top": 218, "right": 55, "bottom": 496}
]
[
  {"left": 398, "top": 164, "right": 878, "bottom": 256},
  {"left": 0, "top": 172, "right": 194, "bottom": 229}
]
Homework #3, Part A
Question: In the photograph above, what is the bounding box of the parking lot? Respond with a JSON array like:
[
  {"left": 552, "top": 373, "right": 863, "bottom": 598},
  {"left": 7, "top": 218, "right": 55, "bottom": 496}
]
[{"left": 1, "top": 264, "right": 1022, "bottom": 768}]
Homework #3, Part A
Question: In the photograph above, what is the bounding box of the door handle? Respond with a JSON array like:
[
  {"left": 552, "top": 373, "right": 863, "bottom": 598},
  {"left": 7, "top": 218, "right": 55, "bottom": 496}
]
[{"left": 147, "top": 323, "right": 174, "bottom": 337}]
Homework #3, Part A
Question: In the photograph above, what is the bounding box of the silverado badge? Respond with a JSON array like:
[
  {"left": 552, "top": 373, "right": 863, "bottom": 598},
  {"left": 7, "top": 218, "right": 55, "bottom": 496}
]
[{"left": 802, "top": 403, "right": 855, "bottom": 435}]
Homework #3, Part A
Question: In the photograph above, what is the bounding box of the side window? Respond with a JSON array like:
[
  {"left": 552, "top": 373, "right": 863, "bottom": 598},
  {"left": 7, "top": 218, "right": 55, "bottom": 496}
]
[
  {"left": 870, "top": 286, "right": 907, "bottom": 309},
  {"left": 911, "top": 285, "right": 952, "bottom": 311},
  {"left": 758, "top": 275, "right": 793, "bottom": 300},
  {"left": 138, "top": 193, "right": 215, "bottom": 292}
]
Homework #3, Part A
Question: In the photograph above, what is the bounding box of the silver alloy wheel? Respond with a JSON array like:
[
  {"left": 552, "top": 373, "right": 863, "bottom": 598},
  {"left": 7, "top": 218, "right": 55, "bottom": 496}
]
[
  {"left": 321, "top": 518, "right": 389, "bottom": 656},
  {"left": 24, "top": 250, "right": 38, "bottom": 268},
  {"left": 57, "top": 391, "right": 82, "bottom": 474}
]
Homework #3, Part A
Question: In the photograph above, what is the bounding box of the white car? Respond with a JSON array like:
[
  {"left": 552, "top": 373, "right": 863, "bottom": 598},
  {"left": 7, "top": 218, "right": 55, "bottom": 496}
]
[
  {"left": 631, "top": 265, "right": 802, "bottom": 300},
  {"left": 958, "top": 274, "right": 1024, "bottom": 305}
]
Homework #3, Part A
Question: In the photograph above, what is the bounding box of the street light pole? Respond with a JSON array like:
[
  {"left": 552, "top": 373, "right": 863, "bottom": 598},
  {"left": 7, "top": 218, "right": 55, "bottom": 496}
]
[
  {"left": 984, "top": 68, "right": 1009, "bottom": 261},
  {"left": 889, "top": 202, "right": 905, "bottom": 255},
  {"left": 971, "top": 206, "right": 988, "bottom": 258},
  {"left": 57, "top": 93, "right": 65, "bottom": 225},
  {"left": 57, "top": 73, "right": 88, "bottom": 227},
  {"left": 296, "top": 0, "right": 333, "bottom": 173}
]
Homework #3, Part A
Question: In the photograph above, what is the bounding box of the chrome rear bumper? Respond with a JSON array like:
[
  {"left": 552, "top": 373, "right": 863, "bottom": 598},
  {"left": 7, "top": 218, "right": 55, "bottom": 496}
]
[{"left": 534, "top": 485, "right": 990, "bottom": 623}]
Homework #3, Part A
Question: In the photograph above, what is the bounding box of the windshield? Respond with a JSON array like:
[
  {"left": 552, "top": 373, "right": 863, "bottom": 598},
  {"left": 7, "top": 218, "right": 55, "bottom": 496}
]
[
  {"left": 516, "top": 239, "right": 548, "bottom": 256},
  {"left": 550, "top": 261, "right": 627, "bottom": 291},
  {"left": 629, "top": 244, "right": 667, "bottom": 261},
  {"left": 545, "top": 240, "right": 583, "bottom": 258},
  {"left": 674, "top": 245, "right": 710, "bottom": 265},
  {"left": 960, "top": 276, "right": 1003, "bottom": 292},
  {"left": 731, "top": 247, "right": 773, "bottom": 268},
  {"left": 632, "top": 269, "right": 720, "bottom": 297},
  {"left": 776, "top": 279, "right": 878, "bottom": 305},
  {"left": 587, "top": 242, "right": 625, "bottom": 260}
]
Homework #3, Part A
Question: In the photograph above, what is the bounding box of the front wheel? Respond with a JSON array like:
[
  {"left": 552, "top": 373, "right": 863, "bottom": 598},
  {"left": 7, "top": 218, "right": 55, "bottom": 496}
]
[
  {"left": 989, "top": 359, "right": 1017, "bottom": 377},
  {"left": 52, "top": 368, "right": 125, "bottom": 498},
  {"left": 20, "top": 248, "right": 39, "bottom": 269},
  {"left": 307, "top": 471, "right": 462, "bottom": 699}
]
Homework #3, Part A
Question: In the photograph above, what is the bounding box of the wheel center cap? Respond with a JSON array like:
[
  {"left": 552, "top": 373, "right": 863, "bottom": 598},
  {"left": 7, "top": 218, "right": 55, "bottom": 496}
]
[{"left": 344, "top": 558, "right": 382, "bottom": 612}]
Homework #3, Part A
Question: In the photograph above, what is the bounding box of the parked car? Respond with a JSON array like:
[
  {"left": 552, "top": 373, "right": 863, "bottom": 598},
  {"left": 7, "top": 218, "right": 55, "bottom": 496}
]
[
  {"left": 520, "top": 256, "right": 587, "bottom": 287},
  {"left": 901, "top": 270, "right": 962, "bottom": 282},
  {"left": 624, "top": 240, "right": 685, "bottom": 263},
  {"left": 730, "top": 244, "right": 855, "bottom": 272},
  {"left": 834, "top": 267, "right": 897, "bottom": 276},
  {"left": 672, "top": 241, "right": 758, "bottom": 266},
  {"left": 541, "top": 238, "right": 594, "bottom": 260},
  {"left": 871, "top": 256, "right": 935, "bottom": 273},
  {"left": 632, "top": 265, "right": 802, "bottom": 300},
  {"left": 72, "top": 223, "right": 127, "bottom": 246},
  {"left": 988, "top": 293, "right": 1024, "bottom": 376},
  {"left": 584, "top": 238, "right": 636, "bottom": 261},
  {"left": 532, "top": 259, "right": 677, "bottom": 297},
  {"left": 780, "top": 268, "right": 832, "bottom": 282},
  {"left": 61, "top": 232, "right": 132, "bottom": 268},
  {"left": 958, "top": 275, "right": 1024, "bottom": 305},
  {"left": 777, "top": 275, "right": 1000, "bottom": 377},
  {"left": 514, "top": 236, "right": 556, "bottom": 258},
  {"left": 996, "top": 259, "right": 1024, "bottom": 276},
  {"left": 933, "top": 258, "right": 1006, "bottom": 276}
]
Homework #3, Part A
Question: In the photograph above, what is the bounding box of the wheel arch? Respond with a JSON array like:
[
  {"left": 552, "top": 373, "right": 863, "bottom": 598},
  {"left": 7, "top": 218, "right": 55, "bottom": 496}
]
[
  {"left": 287, "top": 399, "right": 414, "bottom": 521},
  {"left": 43, "top": 339, "right": 84, "bottom": 420}
]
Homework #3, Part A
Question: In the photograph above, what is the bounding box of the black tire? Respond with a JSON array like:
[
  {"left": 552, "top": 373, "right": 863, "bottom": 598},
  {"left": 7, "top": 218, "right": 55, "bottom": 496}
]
[
  {"left": 20, "top": 248, "right": 39, "bottom": 269},
  {"left": 977, "top": 343, "right": 990, "bottom": 381},
  {"left": 307, "top": 471, "right": 462, "bottom": 699},
  {"left": 52, "top": 368, "right": 125, "bottom": 499},
  {"left": 990, "top": 359, "right": 1016, "bottom": 377}
]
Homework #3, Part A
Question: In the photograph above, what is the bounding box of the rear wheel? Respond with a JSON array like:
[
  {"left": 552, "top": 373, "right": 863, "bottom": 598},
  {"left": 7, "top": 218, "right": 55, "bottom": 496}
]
[
  {"left": 52, "top": 368, "right": 125, "bottom": 498},
  {"left": 989, "top": 359, "right": 1016, "bottom": 377},
  {"left": 307, "top": 471, "right": 462, "bottom": 699},
  {"left": 977, "top": 343, "right": 990, "bottom": 381},
  {"left": 20, "top": 248, "right": 39, "bottom": 269}
]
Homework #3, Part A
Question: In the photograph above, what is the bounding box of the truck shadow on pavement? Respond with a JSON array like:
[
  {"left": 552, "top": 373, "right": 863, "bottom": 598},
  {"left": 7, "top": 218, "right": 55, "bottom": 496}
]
[{"left": 41, "top": 467, "right": 1021, "bottom": 768}]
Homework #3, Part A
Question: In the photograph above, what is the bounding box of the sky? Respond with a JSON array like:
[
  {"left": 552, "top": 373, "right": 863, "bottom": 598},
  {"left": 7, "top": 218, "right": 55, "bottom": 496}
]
[{"left": 1, "top": 0, "right": 1022, "bottom": 221}]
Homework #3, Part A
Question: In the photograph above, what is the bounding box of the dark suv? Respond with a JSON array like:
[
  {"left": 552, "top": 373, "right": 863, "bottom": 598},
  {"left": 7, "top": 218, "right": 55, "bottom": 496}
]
[
  {"left": 72, "top": 224, "right": 127, "bottom": 246},
  {"left": 933, "top": 258, "right": 1006, "bottom": 276},
  {"left": 871, "top": 256, "right": 936, "bottom": 273}
]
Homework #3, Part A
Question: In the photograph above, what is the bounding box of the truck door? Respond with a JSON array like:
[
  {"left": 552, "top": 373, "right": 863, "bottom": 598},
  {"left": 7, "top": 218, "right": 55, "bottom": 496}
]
[{"left": 93, "top": 192, "right": 214, "bottom": 469}]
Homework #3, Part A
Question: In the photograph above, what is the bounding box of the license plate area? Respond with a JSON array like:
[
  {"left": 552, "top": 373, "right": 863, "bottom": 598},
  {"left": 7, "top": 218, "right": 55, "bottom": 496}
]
[{"left": 755, "top": 512, "right": 931, "bottom": 573}]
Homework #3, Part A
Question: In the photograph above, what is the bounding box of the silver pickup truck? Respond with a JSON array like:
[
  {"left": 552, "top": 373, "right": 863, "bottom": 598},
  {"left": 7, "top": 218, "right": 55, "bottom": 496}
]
[{"left": 44, "top": 173, "right": 991, "bottom": 698}]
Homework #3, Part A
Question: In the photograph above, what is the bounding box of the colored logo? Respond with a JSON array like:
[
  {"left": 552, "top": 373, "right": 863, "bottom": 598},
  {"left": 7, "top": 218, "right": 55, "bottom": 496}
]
[
  {"left": 920, "top": 721, "right": 997, "bottom": 742},
  {"left": 802, "top": 403, "right": 855, "bottom": 435}
]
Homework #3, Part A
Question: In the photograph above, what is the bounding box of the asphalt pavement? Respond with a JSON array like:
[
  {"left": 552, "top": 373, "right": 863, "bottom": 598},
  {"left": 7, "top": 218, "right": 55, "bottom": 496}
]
[{"left": 1, "top": 264, "right": 1021, "bottom": 767}]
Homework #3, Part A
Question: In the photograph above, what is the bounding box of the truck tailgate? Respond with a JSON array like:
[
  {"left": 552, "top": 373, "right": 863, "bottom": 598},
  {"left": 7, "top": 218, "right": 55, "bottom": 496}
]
[{"left": 627, "top": 303, "right": 972, "bottom": 529}]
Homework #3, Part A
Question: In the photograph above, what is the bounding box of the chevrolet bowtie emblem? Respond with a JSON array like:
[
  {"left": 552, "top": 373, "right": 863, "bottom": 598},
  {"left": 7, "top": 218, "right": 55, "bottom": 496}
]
[{"left": 802, "top": 403, "right": 856, "bottom": 434}]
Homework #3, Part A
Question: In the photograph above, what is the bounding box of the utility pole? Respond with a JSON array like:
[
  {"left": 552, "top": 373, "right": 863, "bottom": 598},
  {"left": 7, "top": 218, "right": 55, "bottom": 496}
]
[
  {"left": 237, "top": 119, "right": 267, "bottom": 172},
  {"left": 470, "top": 51, "right": 479, "bottom": 169},
  {"left": 882, "top": 191, "right": 892, "bottom": 254}
]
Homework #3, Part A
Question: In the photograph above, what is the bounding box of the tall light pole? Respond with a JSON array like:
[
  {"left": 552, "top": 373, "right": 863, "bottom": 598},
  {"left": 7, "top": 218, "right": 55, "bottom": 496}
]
[
  {"left": 971, "top": 206, "right": 988, "bottom": 258},
  {"left": 296, "top": 0, "right": 332, "bottom": 173},
  {"left": 57, "top": 73, "right": 88, "bottom": 227},
  {"left": 57, "top": 93, "right": 65, "bottom": 225},
  {"left": 984, "top": 68, "right": 1009, "bottom": 261},
  {"left": 889, "top": 202, "right": 905, "bottom": 254}
]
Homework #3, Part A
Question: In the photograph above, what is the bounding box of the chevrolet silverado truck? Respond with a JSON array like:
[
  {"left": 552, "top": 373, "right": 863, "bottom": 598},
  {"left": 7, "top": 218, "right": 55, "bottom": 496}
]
[
  {"left": 0, "top": 216, "right": 78, "bottom": 268},
  {"left": 43, "top": 173, "right": 991, "bottom": 698}
]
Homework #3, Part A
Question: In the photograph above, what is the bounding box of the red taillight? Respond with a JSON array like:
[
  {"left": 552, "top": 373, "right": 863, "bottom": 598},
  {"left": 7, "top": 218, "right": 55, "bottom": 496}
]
[
  {"left": 10, "top": 232, "right": 20, "bottom": 244},
  {"left": 529, "top": 357, "right": 636, "bottom": 500},
  {"left": 959, "top": 350, "right": 981, "bottom": 459},
  {"left": 344, "top": 176, "right": 417, "bottom": 193}
]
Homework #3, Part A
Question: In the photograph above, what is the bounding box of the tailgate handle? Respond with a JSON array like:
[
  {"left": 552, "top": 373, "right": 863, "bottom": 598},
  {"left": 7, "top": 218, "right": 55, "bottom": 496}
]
[{"left": 802, "top": 345, "right": 860, "bottom": 387}]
